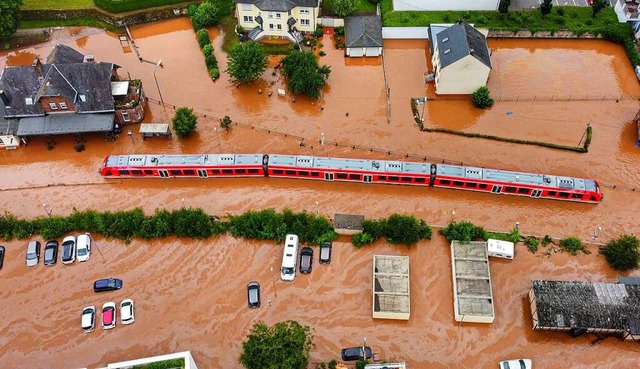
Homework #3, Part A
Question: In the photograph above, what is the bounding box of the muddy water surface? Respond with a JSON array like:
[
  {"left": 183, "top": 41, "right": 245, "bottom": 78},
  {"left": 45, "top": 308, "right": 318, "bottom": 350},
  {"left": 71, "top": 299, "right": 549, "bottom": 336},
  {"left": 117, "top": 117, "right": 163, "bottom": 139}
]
[{"left": 1, "top": 20, "right": 640, "bottom": 368}]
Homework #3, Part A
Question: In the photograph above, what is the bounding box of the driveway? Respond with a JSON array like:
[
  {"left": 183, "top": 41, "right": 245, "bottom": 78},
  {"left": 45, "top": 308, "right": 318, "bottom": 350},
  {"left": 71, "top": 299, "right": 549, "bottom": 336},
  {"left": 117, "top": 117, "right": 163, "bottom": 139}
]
[{"left": 509, "top": 0, "right": 591, "bottom": 10}]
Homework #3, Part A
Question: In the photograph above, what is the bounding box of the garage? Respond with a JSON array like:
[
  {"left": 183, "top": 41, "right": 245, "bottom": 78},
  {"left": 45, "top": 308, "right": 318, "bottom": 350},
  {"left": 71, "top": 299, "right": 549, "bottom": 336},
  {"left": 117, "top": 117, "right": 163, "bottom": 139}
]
[{"left": 344, "top": 15, "right": 382, "bottom": 58}]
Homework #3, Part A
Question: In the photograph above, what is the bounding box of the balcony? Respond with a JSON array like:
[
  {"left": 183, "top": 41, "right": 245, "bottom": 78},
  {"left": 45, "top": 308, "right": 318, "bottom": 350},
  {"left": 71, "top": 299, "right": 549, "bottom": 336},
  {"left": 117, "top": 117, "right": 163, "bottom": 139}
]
[{"left": 613, "top": 0, "right": 640, "bottom": 22}]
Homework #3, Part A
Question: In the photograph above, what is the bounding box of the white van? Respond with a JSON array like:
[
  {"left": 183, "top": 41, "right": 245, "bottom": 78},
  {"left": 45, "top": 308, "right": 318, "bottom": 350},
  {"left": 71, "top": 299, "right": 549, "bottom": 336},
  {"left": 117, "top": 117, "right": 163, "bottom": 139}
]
[
  {"left": 487, "top": 239, "right": 514, "bottom": 259},
  {"left": 280, "top": 234, "right": 299, "bottom": 282}
]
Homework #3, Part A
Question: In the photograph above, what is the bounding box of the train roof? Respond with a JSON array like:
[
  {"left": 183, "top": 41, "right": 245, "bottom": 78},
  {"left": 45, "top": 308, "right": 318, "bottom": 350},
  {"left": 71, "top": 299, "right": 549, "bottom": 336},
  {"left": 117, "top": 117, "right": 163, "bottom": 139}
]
[
  {"left": 105, "top": 154, "right": 264, "bottom": 167},
  {"left": 437, "top": 164, "right": 597, "bottom": 191},
  {"left": 268, "top": 154, "right": 432, "bottom": 175}
]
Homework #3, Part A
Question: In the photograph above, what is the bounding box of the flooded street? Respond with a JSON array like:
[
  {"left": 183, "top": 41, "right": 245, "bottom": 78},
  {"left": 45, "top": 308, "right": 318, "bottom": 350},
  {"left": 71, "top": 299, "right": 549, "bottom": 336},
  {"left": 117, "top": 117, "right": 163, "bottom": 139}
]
[{"left": 1, "top": 19, "right": 640, "bottom": 368}]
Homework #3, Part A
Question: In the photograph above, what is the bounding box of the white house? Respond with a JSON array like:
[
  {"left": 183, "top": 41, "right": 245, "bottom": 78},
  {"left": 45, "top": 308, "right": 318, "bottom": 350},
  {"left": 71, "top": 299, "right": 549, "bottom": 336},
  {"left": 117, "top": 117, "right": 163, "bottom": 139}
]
[
  {"left": 429, "top": 21, "right": 492, "bottom": 95},
  {"left": 345, "top": 15, "right": 383, "bottom": 57},
  {"left": 392, "top": 0, "right": 498, "bottom": 11}
]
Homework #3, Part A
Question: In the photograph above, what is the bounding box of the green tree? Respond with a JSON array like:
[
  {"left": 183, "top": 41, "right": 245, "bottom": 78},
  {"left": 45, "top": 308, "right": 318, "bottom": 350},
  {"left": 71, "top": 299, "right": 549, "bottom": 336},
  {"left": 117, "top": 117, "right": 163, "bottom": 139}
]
[
  {"left": 600, "top": 235, "right": 640, "bottom": 271},
  {"left": 282, "top": 50, "right": 331, "bottom": 98},
  {"left": 172, "top": 107, "right": 198, "bottom": 138},
  {"left": 471, "top": 86, "right": 494, "bottom": 109},
  {"left": 540, "top": 0, "right": 552, "bottom": 16},
  {"left": 384, "top": 214, "right": 431, "bottom": 247},
  {"left": 220, "top": 115, "right": 232, "bottom": 131},
  {"left": 226, "top": 42, "right": 268, "bottom": 83},
  {"left": 189, "top": 1, "right": 221, "bottom": 30},
  {"left": 239, "top": 321, "right": 314, "bottom": 369},
  {"left": 0, "top": 0, "right": 23, "bottom": 42},
  {"left": 591, "top": 0, "right": 607, "bottom": 17},
  {"left": 438, "top": 221, "right": 486, "bottom": 242},
  {"left": 332, "top": 0, "right": 356, "bottom": 17},
  {"left": 498, "top": 0, "right": 510, "bottom": 14}
]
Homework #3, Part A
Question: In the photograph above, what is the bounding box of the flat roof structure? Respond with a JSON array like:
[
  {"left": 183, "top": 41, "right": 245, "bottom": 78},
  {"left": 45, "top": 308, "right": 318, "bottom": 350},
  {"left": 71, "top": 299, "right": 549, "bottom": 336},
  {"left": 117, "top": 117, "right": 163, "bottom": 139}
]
[
  {"left": 334, "top": 213, "right": 364, "bottom": 235},
  {"left": 451, "top": 241, "right": 495, "bottom": 323},
  {"left": 529, "top": 280, "right": 640, "bottom": 341},
  {"left": 106, "top": 351, "right": 198, "bottom": 369},
  {"left": 373, "top": 255, "right": 410, "bottom": 320},
  {"left": 365, "top": 363, "right": 407, "bottom": 369}
]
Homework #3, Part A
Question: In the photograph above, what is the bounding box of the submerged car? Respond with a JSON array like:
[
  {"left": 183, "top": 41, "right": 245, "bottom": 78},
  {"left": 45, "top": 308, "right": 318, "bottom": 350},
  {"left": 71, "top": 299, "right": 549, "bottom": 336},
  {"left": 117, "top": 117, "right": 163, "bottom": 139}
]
[
  {"left": 94, "top": 278, "right": 123, "bottom": 292},
  {"left": 76, "top": 234, "right": 91, "bottom": 262},
  {"left": 499, "top": 359, "right": 532, "bottom": 369},
  {"left": 120, "top": 299, "right": 135, "bottom": 325},
  {"left": 26, "top": 241, "right": 41, "bottom": 267},
  {"left": 61, "top": 236, "right": 76, "bottom": 264},
  {"left": 247, "top": 281, "right": 261, "bottom": 309},
  {"left": 44, "top": 240, "right": 58, "bottom": 266},
  {"left": 319, "top": 241, "right": 332, "bottom": 264},
  {"left": 341, "top": 346, "right": 372, "bottom": 361},
  {"left": 0, "top": 246, "right": 5, "bottom": 270},
  {"left": 102, "top": 302, "right": 116, "bottom": 330},
  {"left": 81, "top": 306, "right": 96, "bottom": 332},
  {"left": 299, "top": 247, "right": 313, "bottom": 274}
]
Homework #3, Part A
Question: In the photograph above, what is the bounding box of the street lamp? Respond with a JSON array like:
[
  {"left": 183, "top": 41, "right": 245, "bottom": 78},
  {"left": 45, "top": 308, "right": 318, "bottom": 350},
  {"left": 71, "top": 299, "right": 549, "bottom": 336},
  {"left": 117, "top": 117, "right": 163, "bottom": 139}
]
[
  {"left": 593, "top": 226, "right": 602, "bottom": 241},
  {"left": 127, "top": 129, "right": 134, "bottom": 144},
  {"left": 153, "top": 59, "right": 164, "bottom": 105},
  {"left": 315, "top": 201, "right": 319, "bottom": 216},
  {"left": 42, "top": 203, "right": 52, "bottom": 216},
  {"left": 270, "top": 266, "right": 277, "bottom": 298}
]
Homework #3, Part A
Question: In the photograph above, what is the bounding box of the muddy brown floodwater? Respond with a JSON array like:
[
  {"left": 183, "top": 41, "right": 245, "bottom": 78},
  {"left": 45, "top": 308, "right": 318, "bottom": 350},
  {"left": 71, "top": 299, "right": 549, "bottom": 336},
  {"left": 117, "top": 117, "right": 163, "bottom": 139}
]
[{"left": 1, "top": 19, "right": 640, "bottom": 369}]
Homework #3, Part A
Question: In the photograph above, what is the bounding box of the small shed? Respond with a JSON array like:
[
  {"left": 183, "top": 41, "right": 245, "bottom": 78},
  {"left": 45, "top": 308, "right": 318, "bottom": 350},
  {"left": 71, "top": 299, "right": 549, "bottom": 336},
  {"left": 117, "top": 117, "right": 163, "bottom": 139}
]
[
  {"left": 139, "top": 123, "right": 171, "bottom": 139},
  {"left": 365, "top": 363, "right": 406, "bottom": 369},
  {"left": 373, "top": 255, "right": 410, "bottom": 320},
  {"left": 487, "top": 238, "right": 514, "bottom": 259},
  {"left": 333, "top": 214, "right": 364, "bottom": 235},
  {"left": 345, "top": 15, "right": 383, "bottom": 57}
]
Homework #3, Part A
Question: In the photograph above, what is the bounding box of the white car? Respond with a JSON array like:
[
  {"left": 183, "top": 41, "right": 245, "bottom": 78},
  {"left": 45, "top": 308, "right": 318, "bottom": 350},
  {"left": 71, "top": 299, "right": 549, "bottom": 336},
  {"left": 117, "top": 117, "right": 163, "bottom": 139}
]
[
  {"left": 61, "top": 235, "right": 76, "bottom": 264},
  {"left": 81, "top": 306, "right": 95, "bottom": 333},
  {"left": 76, "top": 234, "right": 91, "bottom": 262},
  {"left": 120, "top": 299, "right": 135, "bottom": 325},
  {"left": 499, "top": 359, "right": 532, "bottom": 369},
  {"left": 102, "top": 302, "right": 116, "bottom": 330}
]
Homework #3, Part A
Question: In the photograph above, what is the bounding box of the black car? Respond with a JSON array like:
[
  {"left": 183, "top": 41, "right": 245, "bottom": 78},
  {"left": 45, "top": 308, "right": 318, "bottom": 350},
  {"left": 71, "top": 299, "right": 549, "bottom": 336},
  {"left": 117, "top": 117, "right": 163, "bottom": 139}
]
[
  {"left": 247, "top": 281, "right": 260, "bottom": 308},
  {"left": 319, "top": 241, "right": 332, "bottom": 264},
  {"left": 0, "top": 246, "right": 4, "bottom": 270},
  {"left": 299, "top": 247, "right": 313, "bottom": 274},
  {"left": 341, "top": 346, "right": 372, "bottom": 362},
  {"left": 44, "top": 240, "right": 58, "bottom": 266},
  {"left": 93, "top": 278, "right": 123, "bottom": 292}
]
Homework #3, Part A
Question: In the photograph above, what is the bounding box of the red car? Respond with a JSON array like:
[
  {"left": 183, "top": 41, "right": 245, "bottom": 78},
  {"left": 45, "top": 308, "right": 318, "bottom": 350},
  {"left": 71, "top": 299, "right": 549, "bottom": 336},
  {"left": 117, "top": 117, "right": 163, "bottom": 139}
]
[{"left": 102, "top": 302, "right": 116, "bottom": 330}]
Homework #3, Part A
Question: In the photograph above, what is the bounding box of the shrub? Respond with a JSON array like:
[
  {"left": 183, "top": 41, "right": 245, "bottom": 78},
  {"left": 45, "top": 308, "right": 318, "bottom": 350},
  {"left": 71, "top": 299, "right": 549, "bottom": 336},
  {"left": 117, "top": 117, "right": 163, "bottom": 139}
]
[
  {"left": 205, "top": 53, "right": 218, "bottom": 69},
  {"left": 498, "top": 0, "right": 510, "bottom": 14},
  {"left": 36, "top": 216, "right": 71, "bottom": 240},
  {"left": 172, "top": 107, "right": 198, "bottom": 138},
  {"left": 525, "top": 237, "right": 539, "bottom": 253},
  {"left": 352, "top": 232, "right": 377, "bottom": 248},
  {"left": 189, "top": 1, "right": 222, "bottom": 30},
  {"left": 559, "top": 236, "right": 589, "bottom": 255},
  {"left": 355, "top": 360, "right": 369, "bottom": 369},
  {"left": 136, "top": 358, "right": 185, "bottom": 369},
  {"left": 333, "top": 0, "right": 356, "bottom": 17},
  {"left": 335, "top": 26, "right": 345, "bottom": 36},
  {"left": 220, "top": 115, "right": 232, "bottom": 130},
  {"left": 555, "top": 7, "right": 565, "bottom": 16},
  {"left": 138, "top": 209, "right": 174, "bottom": 239},
  {"left": 328, "top": 360, "right": 338, "bottom": 369},
  {"left": 439, "top": 221, "right": 486, "bottom": 242},
  {"left": 592, "top": 0, "right": 607, "bottom": 17},
  {"left": 74, "top": 143, "right": 85, "bottom": 152},
  {"left": 600, "top": 235, "right": 640, "bottom": 271},
  {"left": 315, "top": 25, "right": 323, "bottom": 37},
  {"left": 196, "top": 28, "right": 211, "bottom": 48},
  {"left": 384, "top": 214, "right": 432, "bottom": 247},
  {"left": 471, "top": 86, "right": 494, "bottom": 109},
  {"left": 485, "top": 228, "right": 519, "bottom": 243},
  {"left": 318, "top": 51, "right": 326, "bottom": 56},
  {"left": 172, "top": 208, "right": 214, "bottom": 239},
  {"left": 203, "top": 44, "right": 214, "bottom": 57},
  {"left": 209, "top": 68, "right": 220, "bottom": 79}
]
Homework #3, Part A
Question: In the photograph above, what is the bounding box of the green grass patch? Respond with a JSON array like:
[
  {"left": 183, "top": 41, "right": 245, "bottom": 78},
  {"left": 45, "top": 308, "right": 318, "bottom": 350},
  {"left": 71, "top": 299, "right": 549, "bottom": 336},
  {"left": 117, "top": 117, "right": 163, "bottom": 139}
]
[
  {"left": 93, "top": 0, "right": 200, "bottom": 13},
  {"left": 322, "top": 0, "right": 377, "bottom": 16},
  {"left": 22, "top": 0, "right": 96, "bottom": 10},
  {"left": 20, "top": 18, "right": 122, "bottom": 33},
  {"left": 221, "top": 15, "right": 240, "bottom": 53}
]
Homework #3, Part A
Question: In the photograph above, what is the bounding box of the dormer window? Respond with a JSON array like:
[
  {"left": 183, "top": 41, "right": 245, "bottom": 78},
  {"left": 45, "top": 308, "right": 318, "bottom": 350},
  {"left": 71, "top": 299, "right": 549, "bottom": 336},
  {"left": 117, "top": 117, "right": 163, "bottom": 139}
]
[
  {"left": 49, "top": 102, "right": 58, "bottom": 110},
  {"left": 25, "top": 97, "right": 33, "bottom": 105},
  {"left": 59, "top": 102, "right": 68, "bottom": 110},
  {"left": 442, "top": 37, "right": 449, "bottom": 43},
  {"left": 79, "top": 94, "right": 87, "bottom": 102},
  {"left": 444, "top": 49, "right": 451, "bottom": 55}
]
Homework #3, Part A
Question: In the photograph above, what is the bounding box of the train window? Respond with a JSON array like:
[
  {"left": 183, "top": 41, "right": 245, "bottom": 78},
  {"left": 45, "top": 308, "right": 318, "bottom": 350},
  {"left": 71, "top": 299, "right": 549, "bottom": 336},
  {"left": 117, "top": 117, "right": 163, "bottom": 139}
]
[
  {"left": 478, "top": 184, "right": 488, "bottom": 189},
  {"left": 170, "top": 170, "right": 182, "bottom": 176},
  {"left": 571, "top": 193, "right": 583, "bottom": 199},
  {"left": 212, "top": 169, "right": 221, "bottom": 174},
  {"left": 184, "top": 169, "right": 195, "bottom": 175},
  {"left": 401, "top": 177, "right": 412, "bottom": 182},
  {"left": 337, "top": 173, "right": 348, "bottom": 179},
  {"left": 415, "top": 177, "right": 426, "bottom": 183},
  {"left": 311, "top": 172, "right": 320, "bottom": 177},
  {"left": 504, "top": 186, "right": 516, "bottom": 193},
  {"left": 378, "top": 175, "right": 387, "bottom": 181},
  {"left": 349, "top": 174, "right": 361, "bottom": 180},
  {"left": 248, "top": 169, "right": 259, "bottom": 174},
  {"left": 131, "top": 170, "right": 142, "bottom": 175},
  {"left": 298, "top": 171, "right": 309, "bottom": 176},
  {"left": 547, "top": 191, "right": 557, "bottom": 196},
  {"left": 144, "top": 170, "right": 154, "bottom": 175},
  {"left": 222, "top": 169, "right": 233, "bottom": 174},
  {"left": 517, "top": 188, "right": 530, "bottom": 194},
  {"left": 285, "top": 170, "right": 296, "bottom": 175},
  {"left": 118, "top": 170, "right": 130, "bottom": 176},
  {"left": 453, "top": 181, "right": 464, "bottom": 186},
  {"left": 465, "top": 182, "right": 478, "bottom": 188},
  {"left": 236, "top": 169, "right": 247, "bottom": 174},
  {"left": 388, "top": 176, "right": 399, "bottom": 181},
  {"left": 558, "top": 192, "right": 570, "bottom": 198},
  {"left": 439, "top": 180, "right": 451, "bottom": 185},
  {"left": 273, "top": 169, "right": 283, "bottom": 175}
]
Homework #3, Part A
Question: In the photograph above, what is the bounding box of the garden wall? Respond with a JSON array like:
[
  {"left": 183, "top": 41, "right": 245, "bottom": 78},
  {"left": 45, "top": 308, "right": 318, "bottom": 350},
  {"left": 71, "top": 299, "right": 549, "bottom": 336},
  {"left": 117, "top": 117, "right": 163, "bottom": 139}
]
[
  {"left": 320, "top": 17, "right": 344, "bottom": 27},
  {"left": 20, "top": 7, "right": 190, "bottom": 27},
  {"left": 381, "top": 27, "right": 602, "bottom": 40},
  {"left": 381, "top": 27, "right": 429, "bottom": 39}
]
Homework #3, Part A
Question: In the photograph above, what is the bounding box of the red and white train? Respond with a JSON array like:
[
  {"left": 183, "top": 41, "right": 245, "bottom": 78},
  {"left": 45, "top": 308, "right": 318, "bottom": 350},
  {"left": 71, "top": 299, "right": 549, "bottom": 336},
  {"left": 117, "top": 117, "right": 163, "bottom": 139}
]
[{"left": 100, "top": 153, "right": 603, "bottom": 204}]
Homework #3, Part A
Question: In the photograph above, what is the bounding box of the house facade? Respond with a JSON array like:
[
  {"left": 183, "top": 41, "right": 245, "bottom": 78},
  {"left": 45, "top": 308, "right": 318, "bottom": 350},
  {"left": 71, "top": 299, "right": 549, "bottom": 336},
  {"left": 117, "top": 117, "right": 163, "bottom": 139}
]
[
  {"left": 344, "top": 15, "right": 383, "bottom": 57},
  {"left": 392, "top": 0, "right": 498, "bottom": 11},
  {"left": 429, "top": 22, "right": 491, "bottom": 95},
  {"left": 233, "top": 0, "right": 321, "bottom": 43}
]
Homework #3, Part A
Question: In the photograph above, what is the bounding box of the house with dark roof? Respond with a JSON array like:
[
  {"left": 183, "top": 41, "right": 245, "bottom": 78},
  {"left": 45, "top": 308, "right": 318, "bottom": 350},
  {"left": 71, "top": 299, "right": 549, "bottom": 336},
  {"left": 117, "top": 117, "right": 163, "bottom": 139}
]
[
  {"left": 0, "top": 44, "right": 145, "bottom": 144},
  {"left": 344, "top": 15, "right": 382, "bottom": 58},
  {"left": 233, "top": 0, "right": 320, "bottom": 43},
  {"left": 429, "top": 21, "right": 491, "bottom": 95}
]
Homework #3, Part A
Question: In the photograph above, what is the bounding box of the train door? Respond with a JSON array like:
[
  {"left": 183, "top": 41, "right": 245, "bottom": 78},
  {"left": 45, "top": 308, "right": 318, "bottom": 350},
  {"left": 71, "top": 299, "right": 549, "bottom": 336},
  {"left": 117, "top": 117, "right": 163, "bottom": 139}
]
[
  {"left": 197, "top": 169, "right": 207, "bottom": 178},
  {"left": 530, "top": 189, "right": 542, "bottom": 198},
  {"left": 324, "top": 172, "right": 334, "bottom": 181},
  {"left": 491, "top": 185, "right": 502, "bottom": 194},
  {"left": 158, "top": 170, "right": 169, "bottom": 178},
  {"left": 363, "top": 175, "right": 372, "bottom": 183}
]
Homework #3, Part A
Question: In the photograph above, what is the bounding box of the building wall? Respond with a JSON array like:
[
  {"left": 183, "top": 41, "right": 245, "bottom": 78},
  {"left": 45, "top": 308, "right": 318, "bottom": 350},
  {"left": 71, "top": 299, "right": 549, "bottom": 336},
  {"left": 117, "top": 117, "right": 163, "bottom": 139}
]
[
  {"left": 392, "top": 0, "right": 498, "bottom": 11},
  {"left": 346, "top": 46, "right": 382, "bottom": 57},
  {"left": 115, "top": 87, "right": 146, "bottom": 125},
  {"left": 382, "top": 27, "right": 429, "bottom": 39},
  {"left": 435, "top": 55, "right": 490, "bottom": 95},
  {"left": 236, "top": 3, "right": 319, "bottom": 36},
  {"left": 40, "top": 96, "right": 76, "bottom": 114}
]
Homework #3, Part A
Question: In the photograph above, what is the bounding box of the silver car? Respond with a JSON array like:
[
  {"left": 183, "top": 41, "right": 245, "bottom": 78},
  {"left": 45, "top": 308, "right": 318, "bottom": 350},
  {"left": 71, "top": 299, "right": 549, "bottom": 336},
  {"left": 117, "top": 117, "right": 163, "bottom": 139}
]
[{"left": 26, "top": 241, "right": 41, "bottom": 267}]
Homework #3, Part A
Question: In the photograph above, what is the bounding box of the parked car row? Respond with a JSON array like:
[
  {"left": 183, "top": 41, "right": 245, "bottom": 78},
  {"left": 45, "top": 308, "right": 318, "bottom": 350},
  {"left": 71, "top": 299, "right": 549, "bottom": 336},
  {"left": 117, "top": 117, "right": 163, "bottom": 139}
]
[
  {"left": 82, "top": 299, "right": 135, "bottom": 332},
  {"left": 25, "top": 234, "right": 91, "bottom": 267}
]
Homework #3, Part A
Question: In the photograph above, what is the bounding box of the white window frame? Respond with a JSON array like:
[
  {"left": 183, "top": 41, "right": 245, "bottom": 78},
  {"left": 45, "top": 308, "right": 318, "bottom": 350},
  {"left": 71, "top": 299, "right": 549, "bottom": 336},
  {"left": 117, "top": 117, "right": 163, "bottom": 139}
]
[
  {"left": 277, "top": 24, "right": 282, "bottom": 30},
  {"left": 275, "top": 12, "right": 281, "bottom": 18},
  {"left": 49, "top": 102, "right": 58, "bottom": 110},
  {"left": 300, "top": 19, "right": 310, "bottom": 26},
  {"left": 300, "top": 8, "right": 310, "bottom": 14},
  {"left": 243, "top": 16, "right": 254, "bottom": 22},
  {"left": 269, "top": 23, "right": 275, "bottom": 30},
  {"left": 268, "top": 12, "right": 273, "bottom": 18},
  {"left": 122, "top": 111, "right": 130, "bottom": 122},
  {"left": 59, "top": 102, "right": 68, "bottom": 110},
  {"left": 241, "top": 4, "right": 252, "bottom": 11}
]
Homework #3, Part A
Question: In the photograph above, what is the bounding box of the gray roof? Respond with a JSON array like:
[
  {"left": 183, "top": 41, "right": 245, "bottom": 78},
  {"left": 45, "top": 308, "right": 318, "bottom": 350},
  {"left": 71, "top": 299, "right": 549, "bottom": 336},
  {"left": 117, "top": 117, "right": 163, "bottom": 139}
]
[
  {"left": 0, "top": 99, "right": 19, "bottom": 135},
  {"left": 345, "top": 15, "right": 383, "bottom": 48},
  {"left": 334, "top": 214, "right": 364, "bottom": 230},
  {"left": 46, "top": 44, "right": 85, "bottom": 64},
  {"left": 436, "top": 21, "right": 491, "bottom": 69},
  {"left": 234, "top": 0, "right": 318, "bottom": 11},
  {"left": 0, "top": 66, "right": 45, "bottom": 117},
  {"left": 17, "top": 113, "right": 114, "bottom": 136}
]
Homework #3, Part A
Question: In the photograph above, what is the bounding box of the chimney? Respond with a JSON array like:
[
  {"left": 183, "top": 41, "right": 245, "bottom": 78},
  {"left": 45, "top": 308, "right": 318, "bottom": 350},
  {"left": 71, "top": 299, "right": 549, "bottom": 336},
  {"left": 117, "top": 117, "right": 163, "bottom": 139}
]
[
  {"left": 0, "top": 90, "right": 10, "bottom": 107},
  {"left": 32, "top": 57, "right": 42, "bottom": 77}
]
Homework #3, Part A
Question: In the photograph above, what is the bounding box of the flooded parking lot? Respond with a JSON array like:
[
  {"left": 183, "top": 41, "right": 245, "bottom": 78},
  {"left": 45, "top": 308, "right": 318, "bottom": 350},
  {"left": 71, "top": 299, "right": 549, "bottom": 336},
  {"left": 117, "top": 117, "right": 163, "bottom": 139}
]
[{"left": 1, "top": 19, "right": 640, "bottom": 368}]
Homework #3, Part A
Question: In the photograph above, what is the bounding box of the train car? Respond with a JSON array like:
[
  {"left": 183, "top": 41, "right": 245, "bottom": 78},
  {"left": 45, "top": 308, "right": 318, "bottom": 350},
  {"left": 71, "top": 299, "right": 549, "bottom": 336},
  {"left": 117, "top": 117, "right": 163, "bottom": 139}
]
[
  {"left": 100, "top": 154, "right": 266, "bottom": 178},
  {"left": 266, "top": 154, "right": 433, "bottom": 185},
  {"left": 433, "top": 164, "right": 602, "bottom": 203}
]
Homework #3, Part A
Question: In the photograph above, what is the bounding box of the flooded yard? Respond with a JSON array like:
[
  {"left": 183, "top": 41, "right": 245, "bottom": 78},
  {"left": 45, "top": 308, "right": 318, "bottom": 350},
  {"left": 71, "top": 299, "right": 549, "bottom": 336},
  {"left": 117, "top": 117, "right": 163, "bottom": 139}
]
[{"left": 1, "top": 18, "right": 640, "bottom": 368}]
